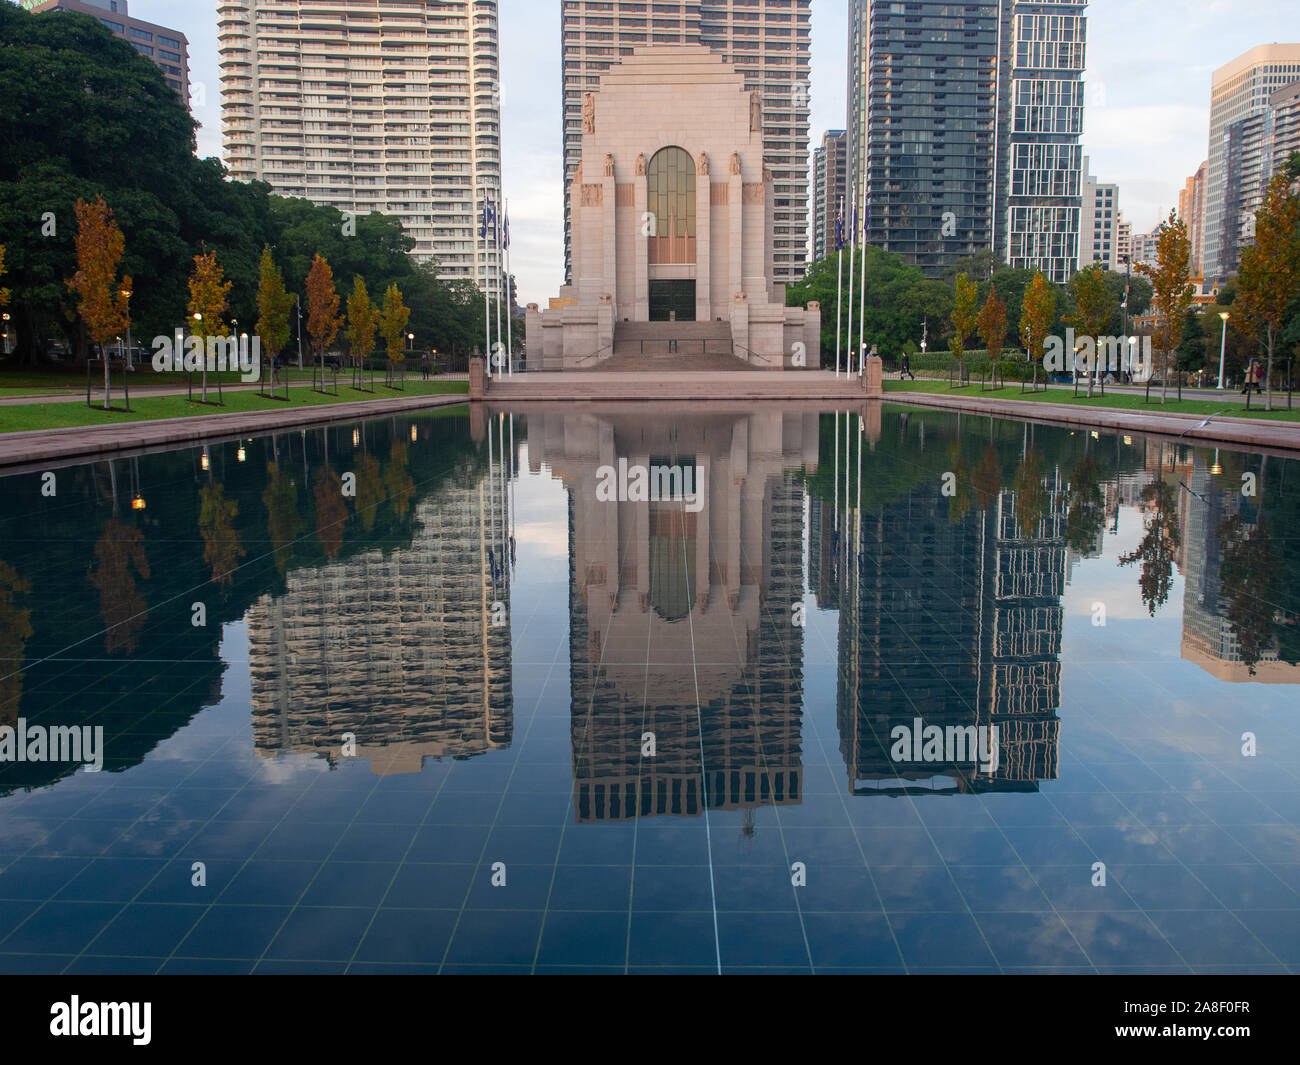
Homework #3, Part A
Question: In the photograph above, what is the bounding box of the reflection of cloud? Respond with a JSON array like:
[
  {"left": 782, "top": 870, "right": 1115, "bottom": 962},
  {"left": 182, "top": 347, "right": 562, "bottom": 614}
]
[
  {"left": 514, "top": 521, "right": 567, "bottom": 559},
  {"left": 1064, "top": 506, "right": 1178, "bottom": 619},
  {"left": 255, "top": 753, "right": 328, "bottom": 785}
]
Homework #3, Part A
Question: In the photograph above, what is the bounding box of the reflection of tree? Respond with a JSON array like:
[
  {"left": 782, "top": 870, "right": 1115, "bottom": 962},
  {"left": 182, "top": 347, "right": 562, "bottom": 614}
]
[
  {"left": 973, "top": 444, "right": 1003, "bottom": 512},
  {"left": 1119, "top": 477, "right": 1181, "bottom": 616},
  {"left": 1013, "top": 450, "right": 1050, "bottom": 536},
  {"left": 383, "top": 439, "right": 415, "bottom": 520},
  {"left": 198, "top": 482, "right": 246, "bottom": 586},
  {"left": 1064, "top": 456, "right": 1106, "bottom": 555},
  {"left": 1217, "top": 514, "right": 1278, "bottom": 675},
  {"left": 947, "top": 443, "right": 972, "bottom": 524},
  {"left": 0, "top": 560, "right": 33, "bottom": 725},
  {"left": 262, "top": 463, "right": 303, "bottom": 575},
  {"left": 88, "top": 520, "right": 151, "bottom": 654},
  {"left": 354, "top": 452, "right": 382, "bottom": 533},
  {"left": 313, "top": 468, "right": 347, "bottom": 559}
]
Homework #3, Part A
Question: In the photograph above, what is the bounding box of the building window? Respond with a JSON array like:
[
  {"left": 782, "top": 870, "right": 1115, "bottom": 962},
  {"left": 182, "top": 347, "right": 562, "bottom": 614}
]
[{"left": 646, "top": 145, "right": 696, "bottom": 240}]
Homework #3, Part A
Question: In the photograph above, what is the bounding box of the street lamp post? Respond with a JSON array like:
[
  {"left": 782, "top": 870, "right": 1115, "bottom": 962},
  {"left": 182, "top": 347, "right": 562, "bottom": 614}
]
[
  {"left": 122, "top": 286, "right": 133, "bottom": 370},
  {"left": 1217, "top": 311, "right": 1230, "bottom": 390},
  {"left": 2, "top": 313, "right": 9, "bottom": 356},
  {"left": 294, "top": 294, "right": 303, "bottom": 372},
  {"left": 193, "top": 312, "right": 207, "bottom": 402}
]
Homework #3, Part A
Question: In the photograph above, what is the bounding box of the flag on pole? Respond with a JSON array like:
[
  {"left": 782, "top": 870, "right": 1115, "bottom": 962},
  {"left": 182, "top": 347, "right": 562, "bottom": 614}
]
[
  {"left": 836, "top": 203, "right": 844, "bottom": 251},
  {"left": 481, "top": 197, "right": 496, "bottom": 240},
  {"left": 502, "top": 210, "right": 510, "bottom": 251}
]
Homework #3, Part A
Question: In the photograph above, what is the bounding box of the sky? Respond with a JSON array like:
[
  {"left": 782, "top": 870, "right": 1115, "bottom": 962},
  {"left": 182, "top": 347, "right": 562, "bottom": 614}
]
[{"left": 107, "top": 0, "right": 1300, "bottom": 305}]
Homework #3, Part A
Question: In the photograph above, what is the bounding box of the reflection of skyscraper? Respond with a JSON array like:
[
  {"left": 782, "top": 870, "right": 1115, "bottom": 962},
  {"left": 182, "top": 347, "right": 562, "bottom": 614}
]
[
  {"left": 1180, "top": 457, "right": 1299, "bottom": 683},
  {"left": 247, "top": 454, "right": 513, "bottom": 773},
  {"left": 988, "top": 473, "right": 1066, "bottom": 784},
  {"left": 807, "top": 497, "right": 840, "bottom": 610},
  {"left": 530, "top": 408, "right": 817, "bottom": 821},
  {"left": 834, "top": 446, "right": 1062, "bottom": 794}
]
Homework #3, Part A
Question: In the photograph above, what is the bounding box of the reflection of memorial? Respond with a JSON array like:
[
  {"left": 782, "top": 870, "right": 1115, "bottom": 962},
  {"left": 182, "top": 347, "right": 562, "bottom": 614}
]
[
  {"left": 836, "top": 462, "right": 1064, "bottom": 794},
  {"left": 1180, "top": 456, "right": 1299, "bottom": 683},
  {"left": 247, "top": 454, "right": 514, "bottom": 773},
  {"left": 529, "top": 408, "right": 818, "bottom": 820}
]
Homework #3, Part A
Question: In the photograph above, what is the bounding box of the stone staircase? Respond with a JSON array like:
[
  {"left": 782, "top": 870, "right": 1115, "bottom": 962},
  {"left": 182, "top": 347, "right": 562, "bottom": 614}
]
[
  {"left": 597, "top": 350, "right": 760, "bottom": 372},
  {"left": 602, "top": 320, "right": 752, "bottom": 370}
]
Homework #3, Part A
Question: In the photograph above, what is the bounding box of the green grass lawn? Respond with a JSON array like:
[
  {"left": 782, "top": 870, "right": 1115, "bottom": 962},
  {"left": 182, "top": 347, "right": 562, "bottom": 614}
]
[
  {"left": 0, "top": 364, "right": 463, "bottom": 394},
  {"left": 882, "top": 379, "right": 1300, "bottom": 422},
  {"left": 0, "top": 379, "right": 469, "bottom": 434}
]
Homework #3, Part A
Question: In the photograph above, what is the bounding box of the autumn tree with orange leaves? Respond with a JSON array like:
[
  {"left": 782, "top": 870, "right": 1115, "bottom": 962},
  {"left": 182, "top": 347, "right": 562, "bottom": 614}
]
[
  {"left": 976, "top": 286, "right": 1008, "bottom": 383},
  {"left": 306, "top": 254, "right": 342, "bottom": 388},
  {"left": 1136, "top": 210, "right": 1194, "bottom": 405},
  {"left": 187, "top": 249, "right": 233, "bottom": 402},
  {"left": 1019, "top": 271, "right": 1056, "bottom": 388},
  {"left": 69, "top": 196, "right": 132, "bottom": 409}
]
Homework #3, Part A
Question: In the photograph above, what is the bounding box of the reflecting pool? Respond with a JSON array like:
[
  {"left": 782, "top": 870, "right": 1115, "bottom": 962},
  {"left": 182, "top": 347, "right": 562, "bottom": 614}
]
[{"left": 1, "top": 403, "right": 1298, "bottom": 973}]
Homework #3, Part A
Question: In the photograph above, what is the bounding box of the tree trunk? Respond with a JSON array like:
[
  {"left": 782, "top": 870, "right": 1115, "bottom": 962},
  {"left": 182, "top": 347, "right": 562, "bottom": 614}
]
[
  {"left": 1160, "top": 347, "right": 1168, "bottom": 405},
  {"left": 102, "top": 340, "right": 110, "bottom": 410},
  {"left": 16, "top": 304, "right": 43, "bottom": 367},
  {"left": 1265, "top": 325, "right": 1274, "bottom": 412}
]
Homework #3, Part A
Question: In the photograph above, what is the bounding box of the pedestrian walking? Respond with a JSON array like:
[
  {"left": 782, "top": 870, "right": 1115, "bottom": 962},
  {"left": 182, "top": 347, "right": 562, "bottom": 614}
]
[{"left": 900, "top": 351, "right": 915, "bottom": 381}]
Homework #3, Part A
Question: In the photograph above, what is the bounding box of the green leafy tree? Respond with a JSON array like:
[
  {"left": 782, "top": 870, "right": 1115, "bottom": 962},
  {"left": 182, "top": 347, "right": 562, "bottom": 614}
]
[
  {"left": 949, "top": 272, "right": 979, "bottom": 371},
  {"left": 1069, "top": 263, "right": 1117, "bottom": 396},
  {"left": 1237, "top": 170, "right": 1300, "bottom": 410},
  {"left": 346, "top": 277, "right": 378, "bottom": 387},
  {"left": 255, "top": 246, "right": 292, "bottom": 375},
  {"left": 378, "top": 283, "right": 411, "bottom": 385},
  {"left": 1176, "top": 310, "right": 1207, "bottom": 375}
]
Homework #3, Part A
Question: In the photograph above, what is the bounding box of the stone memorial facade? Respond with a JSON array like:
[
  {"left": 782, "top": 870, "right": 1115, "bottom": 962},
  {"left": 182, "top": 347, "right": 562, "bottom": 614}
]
[{"left": 526, "top": 47, "right": 819, "bottom": 371}]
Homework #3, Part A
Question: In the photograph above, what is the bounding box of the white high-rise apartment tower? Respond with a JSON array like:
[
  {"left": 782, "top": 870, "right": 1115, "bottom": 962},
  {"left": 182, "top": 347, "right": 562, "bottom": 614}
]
[
  {"left": 1202, "top": 43, "right": 1300, "bottom": 284},
  {"left": 560, "top": 0, "right": 811, "bottom": 287},
  {"left": 218, "top": 0, "right": 505, "bottom": 298}
]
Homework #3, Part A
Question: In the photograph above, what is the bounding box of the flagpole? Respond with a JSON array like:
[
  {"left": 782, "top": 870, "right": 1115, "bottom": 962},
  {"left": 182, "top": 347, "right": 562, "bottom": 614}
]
[
  {"left": 504, "top": 197, "right": 513, "bottom": 376},
  {"left": 482, "top": 187, "right": 492, "bottom": 379},
  {"left": 846, "top": 192, "right": 857, "bottom": 383},
  {"left": 858, "top": 176, "right": 868, "bottom": 377},
  {"left": 835, "top": 195, "right": 844, "bottom": 378}
]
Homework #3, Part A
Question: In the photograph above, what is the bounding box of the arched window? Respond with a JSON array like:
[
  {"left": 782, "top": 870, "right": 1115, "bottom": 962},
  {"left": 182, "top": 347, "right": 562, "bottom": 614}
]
[{"left": 647, "top": 147, "right": 696, "bottom": 264}]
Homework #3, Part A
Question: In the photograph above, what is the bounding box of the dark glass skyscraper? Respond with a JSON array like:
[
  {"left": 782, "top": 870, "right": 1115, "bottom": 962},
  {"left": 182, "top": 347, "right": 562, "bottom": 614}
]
[{"left": 847, "top": 0, "right": 1086, "bottom": 281}]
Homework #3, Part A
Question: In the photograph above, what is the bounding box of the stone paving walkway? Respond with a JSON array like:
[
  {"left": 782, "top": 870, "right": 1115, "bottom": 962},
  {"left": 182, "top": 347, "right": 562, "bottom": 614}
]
[
  {"left": 482, "top": 369, "right": 873, "bottom": 401},
  {"left": 891, "top": 391, "right": 1300, "bottom": 455}
]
